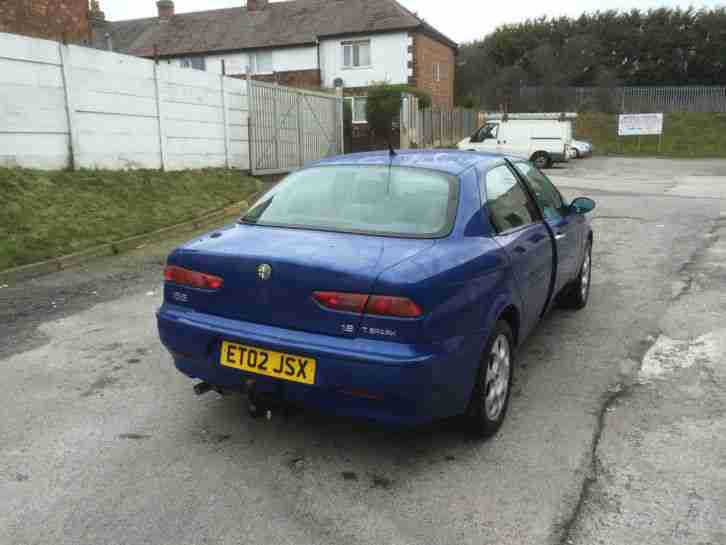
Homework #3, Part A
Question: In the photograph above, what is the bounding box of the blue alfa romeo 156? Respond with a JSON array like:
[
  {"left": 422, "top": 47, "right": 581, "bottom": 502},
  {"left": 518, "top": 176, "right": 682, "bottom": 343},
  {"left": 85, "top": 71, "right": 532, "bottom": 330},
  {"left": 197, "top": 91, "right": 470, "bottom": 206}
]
[{"left": 157, "top": 150, "right": 595, "bottom": 436}]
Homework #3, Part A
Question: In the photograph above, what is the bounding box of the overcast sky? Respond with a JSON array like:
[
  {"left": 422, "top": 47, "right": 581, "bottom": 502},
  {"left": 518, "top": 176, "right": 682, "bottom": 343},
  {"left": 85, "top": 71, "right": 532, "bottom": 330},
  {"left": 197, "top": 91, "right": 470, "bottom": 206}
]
[{"left": 102, "top": 0, "right": 725, "bottom": 44}]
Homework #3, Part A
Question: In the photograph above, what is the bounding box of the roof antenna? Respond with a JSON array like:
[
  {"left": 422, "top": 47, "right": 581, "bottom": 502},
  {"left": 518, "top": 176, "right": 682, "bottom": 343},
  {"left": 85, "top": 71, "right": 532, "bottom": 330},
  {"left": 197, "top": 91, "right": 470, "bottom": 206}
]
[
  {"left": 386, "top": 137, "right": 396, "bottom": 194},
  {"left": 387, "top": 137, "right": 397, "bottom": 159}
]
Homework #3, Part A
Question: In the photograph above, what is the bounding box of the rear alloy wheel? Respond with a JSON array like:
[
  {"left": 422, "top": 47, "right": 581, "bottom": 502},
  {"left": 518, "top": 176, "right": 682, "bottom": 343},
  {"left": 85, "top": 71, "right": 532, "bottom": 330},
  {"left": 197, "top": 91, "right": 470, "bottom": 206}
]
[
  {"left": 563, "top": 240, "right": 592, "bottom": 309},
  {"left": 468, "top": 321, "right": 514, "bottom": 438},
  {"left": 531, "top": 151, "right": 552, "bottom": 169}
]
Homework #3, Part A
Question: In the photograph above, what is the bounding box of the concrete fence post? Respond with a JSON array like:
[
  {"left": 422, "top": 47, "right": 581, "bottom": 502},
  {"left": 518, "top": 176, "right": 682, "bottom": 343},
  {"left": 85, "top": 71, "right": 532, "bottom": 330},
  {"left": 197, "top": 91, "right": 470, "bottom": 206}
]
[
  {"left": 220, "top": 68, "right": 231, "bottom": 169},
  {"left": 58, "top": 43, "right": 80, "bottom": 170},
  {"left": 335, "top": 87, "right": 344, "bottom": 155},
  {"left": 153, "top": 60, "right": 168, "bottom": 170},
  {"left": 296, "top": 91, "right": 304, "bottom": 167},
  {"left": 245, "top": 67, "right": 255, "bottom": 174}
]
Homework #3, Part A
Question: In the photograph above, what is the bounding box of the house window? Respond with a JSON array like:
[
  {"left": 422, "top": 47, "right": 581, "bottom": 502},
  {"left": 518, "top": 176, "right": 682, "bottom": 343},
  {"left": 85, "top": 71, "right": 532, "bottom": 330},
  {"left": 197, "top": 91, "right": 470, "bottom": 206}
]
[
  {"left": 345, "top": 97, "right": 368, "bottom": 123},
  {"left": 434, "top": 62, "right": 441, "bottom": 82},
  {"left": 343, "top": 40, "right": 371, "bottom": 68},
  {"left": 179, "top": 57, "right": 206, "bottom": 71},
  {"left": 249, "top": 51, "right": 273, "bottom": 74}
]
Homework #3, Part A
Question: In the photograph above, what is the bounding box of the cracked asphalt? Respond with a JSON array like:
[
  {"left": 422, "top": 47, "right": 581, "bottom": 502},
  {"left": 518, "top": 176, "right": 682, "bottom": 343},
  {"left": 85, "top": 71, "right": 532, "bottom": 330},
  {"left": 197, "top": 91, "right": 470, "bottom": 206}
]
[{"left": 1, "top": 157, "right": 725, "bottom": 545}]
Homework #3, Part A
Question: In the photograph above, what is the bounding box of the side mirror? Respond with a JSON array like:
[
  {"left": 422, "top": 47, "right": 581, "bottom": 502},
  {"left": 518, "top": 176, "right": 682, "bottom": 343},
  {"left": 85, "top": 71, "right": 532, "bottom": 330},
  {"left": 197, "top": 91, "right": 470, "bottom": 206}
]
[{"left": 571, "top": 197, "right": 596, "bottom": 215}]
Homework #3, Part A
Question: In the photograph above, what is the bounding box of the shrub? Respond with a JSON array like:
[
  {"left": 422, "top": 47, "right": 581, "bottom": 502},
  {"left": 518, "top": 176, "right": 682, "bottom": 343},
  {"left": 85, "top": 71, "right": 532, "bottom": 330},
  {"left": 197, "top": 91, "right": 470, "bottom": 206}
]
[{"left": 365, "top": 83, "right": 433, "bottom": 142}]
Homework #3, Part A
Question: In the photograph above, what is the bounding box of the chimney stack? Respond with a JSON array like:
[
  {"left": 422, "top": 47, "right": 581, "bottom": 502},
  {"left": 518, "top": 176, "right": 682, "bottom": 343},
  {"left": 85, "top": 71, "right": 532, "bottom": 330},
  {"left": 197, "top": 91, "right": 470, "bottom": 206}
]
[
  {"left": 157, "top": 0, "right": 175, "bottom": 21},
  {"left": 247, "top": 0, "right": 269, "bottom": 12}
]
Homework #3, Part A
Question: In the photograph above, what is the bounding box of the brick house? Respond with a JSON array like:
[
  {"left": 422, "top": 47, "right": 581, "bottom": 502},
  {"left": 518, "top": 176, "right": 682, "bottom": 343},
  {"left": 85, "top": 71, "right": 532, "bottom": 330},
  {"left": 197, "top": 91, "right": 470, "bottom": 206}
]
[
  {"left": 90, "top": 0, "right": 458, "bottom": 114},
  {"left": 0, "top": 0, "right": 91, "bottom": 43}
]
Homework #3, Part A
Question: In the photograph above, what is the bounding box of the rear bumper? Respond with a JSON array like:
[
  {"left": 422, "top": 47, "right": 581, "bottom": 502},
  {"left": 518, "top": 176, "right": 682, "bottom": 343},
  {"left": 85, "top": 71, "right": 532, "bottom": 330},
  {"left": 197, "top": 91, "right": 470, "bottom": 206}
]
[{"left": 157, "top": 304, "right": 482, "bottom": 426}]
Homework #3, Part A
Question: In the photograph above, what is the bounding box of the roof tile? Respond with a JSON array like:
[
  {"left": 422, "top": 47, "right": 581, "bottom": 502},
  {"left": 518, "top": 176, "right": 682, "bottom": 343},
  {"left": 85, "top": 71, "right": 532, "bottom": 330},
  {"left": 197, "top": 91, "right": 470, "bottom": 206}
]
[{"left": 96, "top": 0, "right": 456, "bottom": 58}]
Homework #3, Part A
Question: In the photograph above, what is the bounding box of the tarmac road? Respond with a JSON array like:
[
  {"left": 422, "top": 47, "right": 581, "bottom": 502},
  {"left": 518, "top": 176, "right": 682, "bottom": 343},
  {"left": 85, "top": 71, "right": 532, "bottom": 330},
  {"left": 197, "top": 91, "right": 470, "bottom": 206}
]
[{"left": 1, "top": 157, "right": 724, "bottom": 545}]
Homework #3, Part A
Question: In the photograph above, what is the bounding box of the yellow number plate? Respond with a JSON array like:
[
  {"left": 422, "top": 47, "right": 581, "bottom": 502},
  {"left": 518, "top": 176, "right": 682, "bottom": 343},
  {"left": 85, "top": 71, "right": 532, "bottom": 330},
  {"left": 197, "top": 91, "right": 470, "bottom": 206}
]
[{"left": 220, "top": 341, "right": 316, "bottom": 385}]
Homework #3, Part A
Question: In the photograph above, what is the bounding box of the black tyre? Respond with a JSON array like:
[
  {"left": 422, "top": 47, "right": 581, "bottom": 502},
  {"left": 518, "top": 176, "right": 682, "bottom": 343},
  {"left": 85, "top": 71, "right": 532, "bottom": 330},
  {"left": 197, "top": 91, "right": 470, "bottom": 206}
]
[
  {"left": 467, "top": 321, "right": 515, "bottom": 438},
  {"left": 531, "top": 151, "right": 552, "bottom": 169},
  {"left": 563, "top": 240, "right": 592, "bottom": 310}
]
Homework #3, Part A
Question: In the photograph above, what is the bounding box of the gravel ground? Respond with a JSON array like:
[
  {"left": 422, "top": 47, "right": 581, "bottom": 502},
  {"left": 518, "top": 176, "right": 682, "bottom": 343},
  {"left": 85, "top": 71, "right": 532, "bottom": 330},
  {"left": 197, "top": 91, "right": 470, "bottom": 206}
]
[{"left": 1, "top": 157, "right": 724, "bottom": 545}]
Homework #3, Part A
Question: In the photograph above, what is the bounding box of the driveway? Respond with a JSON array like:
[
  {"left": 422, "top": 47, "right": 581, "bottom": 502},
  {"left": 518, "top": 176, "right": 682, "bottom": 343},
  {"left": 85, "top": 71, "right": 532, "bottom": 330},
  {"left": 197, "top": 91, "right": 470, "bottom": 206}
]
[{"left": 1, "top": 157, "right": 725, "bottom": 545}]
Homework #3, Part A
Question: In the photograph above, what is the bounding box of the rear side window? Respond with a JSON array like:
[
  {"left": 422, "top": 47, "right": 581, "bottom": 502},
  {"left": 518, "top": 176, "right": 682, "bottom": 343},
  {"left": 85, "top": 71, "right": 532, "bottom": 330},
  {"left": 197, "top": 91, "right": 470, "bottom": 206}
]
[
  {"left": 483, "top": 165, "right": 538, "bottom": 234},
  {"left": 241, "top": 165, "right": 458, "bottom": 238}
]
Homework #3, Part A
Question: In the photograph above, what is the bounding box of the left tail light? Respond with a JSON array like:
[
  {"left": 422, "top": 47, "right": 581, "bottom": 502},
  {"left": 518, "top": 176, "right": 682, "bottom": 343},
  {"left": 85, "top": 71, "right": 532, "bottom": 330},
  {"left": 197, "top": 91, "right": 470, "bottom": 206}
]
[{"left": 164, "top": 265, "right": 223, "bottom": 290}]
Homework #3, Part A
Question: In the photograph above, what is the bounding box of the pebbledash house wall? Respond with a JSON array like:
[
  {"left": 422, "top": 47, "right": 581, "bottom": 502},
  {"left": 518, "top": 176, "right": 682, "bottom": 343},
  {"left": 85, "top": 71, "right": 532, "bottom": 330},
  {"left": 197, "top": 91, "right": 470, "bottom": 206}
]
[
  {"left": 167, "top": 32, "right": 410, "bottom": 90},
  {"left": 0, "top": 0, "right": 89, "bottom": 43},
  {"left": 161, "top": 29, "right": 454, "bottom": 107},
  {"left": 171, "top": 45, "right": 322, "bottom": 89},
  {"left": 319, "top": 32, "right": 410, "bottom": 88}
]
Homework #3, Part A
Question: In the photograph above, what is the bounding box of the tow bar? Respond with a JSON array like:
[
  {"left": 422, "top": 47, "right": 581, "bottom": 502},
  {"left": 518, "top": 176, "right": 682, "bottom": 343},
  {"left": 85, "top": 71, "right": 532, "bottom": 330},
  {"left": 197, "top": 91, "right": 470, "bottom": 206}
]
[{"left": 194, "top": 380, "right": 277, "bottom": 421}]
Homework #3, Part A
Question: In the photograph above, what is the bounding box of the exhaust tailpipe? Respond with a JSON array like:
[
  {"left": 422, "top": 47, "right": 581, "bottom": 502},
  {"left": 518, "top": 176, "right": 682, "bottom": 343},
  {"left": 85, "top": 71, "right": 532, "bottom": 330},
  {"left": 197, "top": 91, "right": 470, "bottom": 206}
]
[{"left": 193, "top": 382, "right": 213, "bottom": 396}]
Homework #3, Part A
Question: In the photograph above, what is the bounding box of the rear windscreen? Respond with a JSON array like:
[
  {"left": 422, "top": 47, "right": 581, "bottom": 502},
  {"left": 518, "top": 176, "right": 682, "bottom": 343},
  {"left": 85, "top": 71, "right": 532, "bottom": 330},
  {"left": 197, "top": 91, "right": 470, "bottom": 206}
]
[{"left": 241, "top": 165, "right": 459, "bottom": 238}]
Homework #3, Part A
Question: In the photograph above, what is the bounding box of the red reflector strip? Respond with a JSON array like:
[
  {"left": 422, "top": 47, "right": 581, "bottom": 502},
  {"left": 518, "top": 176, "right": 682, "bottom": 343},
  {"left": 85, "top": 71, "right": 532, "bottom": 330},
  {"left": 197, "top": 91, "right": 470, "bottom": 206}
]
[
  {"left": 164, "top": 265, "right": 223, "bottom": 290},
  {"left": 365, "top": 295, "right": 422, "bottom": 318},
  {"left": 313, "top": 291, "right": 368, "bottom": 314}
]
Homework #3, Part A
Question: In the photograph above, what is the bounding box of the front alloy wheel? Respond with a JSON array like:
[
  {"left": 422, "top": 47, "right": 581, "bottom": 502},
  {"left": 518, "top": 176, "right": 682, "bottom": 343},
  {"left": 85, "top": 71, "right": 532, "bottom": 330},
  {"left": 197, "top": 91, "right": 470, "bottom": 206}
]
[{"left": 563, "top": 240, "right": 592, "bottom": 309}]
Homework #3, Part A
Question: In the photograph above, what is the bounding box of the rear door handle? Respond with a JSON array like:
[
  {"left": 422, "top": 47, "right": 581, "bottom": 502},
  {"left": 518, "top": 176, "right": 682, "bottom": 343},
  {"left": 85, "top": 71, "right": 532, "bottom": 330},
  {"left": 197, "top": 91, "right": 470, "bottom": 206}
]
[{"left": 555, "top": 232, "right": 566, "bottom": 241}]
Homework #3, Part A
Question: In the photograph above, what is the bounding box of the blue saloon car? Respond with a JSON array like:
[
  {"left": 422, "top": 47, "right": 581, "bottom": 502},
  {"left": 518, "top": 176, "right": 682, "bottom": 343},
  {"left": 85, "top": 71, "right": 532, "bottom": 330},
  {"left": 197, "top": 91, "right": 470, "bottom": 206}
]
[{"left": 157, "top": 150, "right": 595, "bottom": 436}]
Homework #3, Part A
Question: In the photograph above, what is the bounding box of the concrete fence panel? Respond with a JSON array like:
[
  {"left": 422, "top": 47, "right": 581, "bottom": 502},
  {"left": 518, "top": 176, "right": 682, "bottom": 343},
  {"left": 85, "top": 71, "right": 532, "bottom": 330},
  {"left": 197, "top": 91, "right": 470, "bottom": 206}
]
[{"left": 0, "top": 32, "right": 250, "bottom": 171}]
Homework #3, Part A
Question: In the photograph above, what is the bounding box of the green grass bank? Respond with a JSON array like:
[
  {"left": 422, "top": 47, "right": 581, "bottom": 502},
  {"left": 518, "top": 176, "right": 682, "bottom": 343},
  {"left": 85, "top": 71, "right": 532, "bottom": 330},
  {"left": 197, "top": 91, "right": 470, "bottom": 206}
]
[
  {"left": 0, "top": 168, "right": 260, "bottom": 271},
  {"left": 576, "top": 113, "right": 726, "bottom": 158}
]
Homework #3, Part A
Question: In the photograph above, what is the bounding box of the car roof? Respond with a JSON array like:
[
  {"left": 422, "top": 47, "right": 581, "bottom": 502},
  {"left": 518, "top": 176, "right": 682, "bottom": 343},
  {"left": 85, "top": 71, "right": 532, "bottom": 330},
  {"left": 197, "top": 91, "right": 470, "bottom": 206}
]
[{"left": 313, "top": 150, "right": 514, "bottom": 176}]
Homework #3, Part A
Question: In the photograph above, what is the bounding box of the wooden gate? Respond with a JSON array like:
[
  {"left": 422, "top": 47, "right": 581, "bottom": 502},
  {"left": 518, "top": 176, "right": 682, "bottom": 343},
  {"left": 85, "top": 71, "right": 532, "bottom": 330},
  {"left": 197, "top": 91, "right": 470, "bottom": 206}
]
[{"left": 248, "top": 80, "right": 344, "bottom": 175}]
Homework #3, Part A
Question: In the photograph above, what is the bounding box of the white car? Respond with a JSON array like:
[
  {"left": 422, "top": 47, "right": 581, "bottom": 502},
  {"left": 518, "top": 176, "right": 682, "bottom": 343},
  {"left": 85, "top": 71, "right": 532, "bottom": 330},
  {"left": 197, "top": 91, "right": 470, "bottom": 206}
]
[{"left": 570, "top": 140, "right": 592, "bottom": 158}]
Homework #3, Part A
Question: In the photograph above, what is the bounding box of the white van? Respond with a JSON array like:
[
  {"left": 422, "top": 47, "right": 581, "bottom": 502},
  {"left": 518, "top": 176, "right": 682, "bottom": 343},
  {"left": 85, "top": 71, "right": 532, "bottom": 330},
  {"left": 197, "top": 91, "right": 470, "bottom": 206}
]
[{"left": 458, "top": 114, "right": 575, "bottom": 169}]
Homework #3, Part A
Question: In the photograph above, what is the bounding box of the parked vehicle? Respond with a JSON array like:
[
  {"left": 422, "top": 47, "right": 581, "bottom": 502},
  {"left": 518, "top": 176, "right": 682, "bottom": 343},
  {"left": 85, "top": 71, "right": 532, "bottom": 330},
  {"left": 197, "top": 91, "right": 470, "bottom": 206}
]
[
  {"left": 570, "top": 139, "right": 593, "bottom": 158},
  {"left": 157, "top": 150, "right": 596, "bottom": 437},
  {"left": 458, "top": 115, "right": 575, "bottom": 169}
]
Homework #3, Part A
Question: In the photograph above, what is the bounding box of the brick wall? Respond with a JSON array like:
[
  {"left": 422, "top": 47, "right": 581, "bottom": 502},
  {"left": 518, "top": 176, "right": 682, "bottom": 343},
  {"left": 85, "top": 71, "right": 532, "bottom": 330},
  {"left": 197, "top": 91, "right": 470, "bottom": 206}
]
[
  {"left": 0, "top": 0, "right": 89, "bottom": 43},
  {"left": 410, "top": 31, "right": 456, "bottom": 108}
]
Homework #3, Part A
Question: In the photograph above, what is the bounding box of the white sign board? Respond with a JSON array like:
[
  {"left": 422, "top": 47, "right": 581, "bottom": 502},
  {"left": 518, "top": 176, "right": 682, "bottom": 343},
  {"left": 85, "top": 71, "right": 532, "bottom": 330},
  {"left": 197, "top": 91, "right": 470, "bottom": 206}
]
[{"left": 618, "top": 113, "right": 664, "bottom": 136}]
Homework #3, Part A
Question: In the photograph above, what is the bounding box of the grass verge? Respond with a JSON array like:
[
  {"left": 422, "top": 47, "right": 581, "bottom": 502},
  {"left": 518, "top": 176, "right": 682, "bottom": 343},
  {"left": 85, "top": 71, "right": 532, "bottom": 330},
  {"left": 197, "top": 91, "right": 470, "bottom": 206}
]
[
  {"left": 0, "top": 168, "right": 260, "bottom": 271},
  {"left": 576, "top": 113, "right": 726, "bottom": 158}
]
